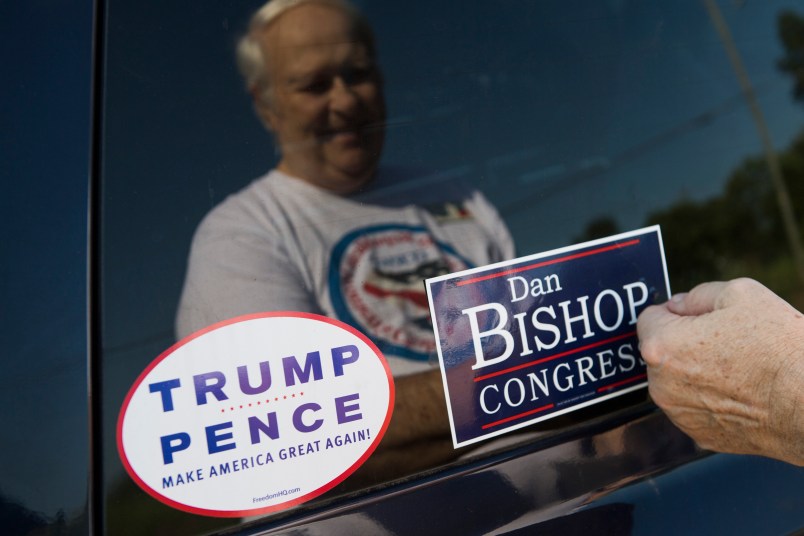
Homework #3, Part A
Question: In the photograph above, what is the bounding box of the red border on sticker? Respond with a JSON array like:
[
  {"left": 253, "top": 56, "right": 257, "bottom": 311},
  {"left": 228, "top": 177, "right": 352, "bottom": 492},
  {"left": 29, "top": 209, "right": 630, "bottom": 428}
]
[{"left": 116, "top": 311, "right": 395, "bottom": 517}]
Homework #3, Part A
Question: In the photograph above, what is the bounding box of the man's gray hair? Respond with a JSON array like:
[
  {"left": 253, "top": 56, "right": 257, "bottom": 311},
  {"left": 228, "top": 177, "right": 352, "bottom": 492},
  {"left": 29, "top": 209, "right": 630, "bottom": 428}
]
[{"left": 236, "top": 0, "right": 375, "bottom": 101}]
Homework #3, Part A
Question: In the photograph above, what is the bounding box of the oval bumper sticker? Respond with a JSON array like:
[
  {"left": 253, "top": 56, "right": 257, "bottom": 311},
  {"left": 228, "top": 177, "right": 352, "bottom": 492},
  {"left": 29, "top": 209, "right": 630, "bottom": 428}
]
[{"left": 117, "top": 312, "right": 394, "bottom": 517}]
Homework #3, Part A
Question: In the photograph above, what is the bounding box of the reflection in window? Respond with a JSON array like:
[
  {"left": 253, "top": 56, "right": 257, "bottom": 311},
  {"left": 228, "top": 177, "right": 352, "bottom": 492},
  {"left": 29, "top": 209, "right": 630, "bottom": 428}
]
[{"left": 100, "top": 0, "right": 804, "bottom": 532}]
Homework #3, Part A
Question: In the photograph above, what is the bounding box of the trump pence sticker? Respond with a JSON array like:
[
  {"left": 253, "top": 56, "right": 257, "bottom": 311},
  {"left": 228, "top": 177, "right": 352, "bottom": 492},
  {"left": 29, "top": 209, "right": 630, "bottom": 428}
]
[{"left": 117, "top": 312, "right": 394, "bottom": 517}]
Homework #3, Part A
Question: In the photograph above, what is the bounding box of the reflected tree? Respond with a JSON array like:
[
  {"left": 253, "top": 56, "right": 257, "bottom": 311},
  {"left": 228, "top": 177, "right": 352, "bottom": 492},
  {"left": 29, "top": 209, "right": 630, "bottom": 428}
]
[
  {"left": 778, "top": 10, "right": 804, "bottom": 103},
  {"left": 636, "top": 10, "right": 804, "bottom": 306},
  {"left": 647, "top": 129, "right": 804, "bottom": 306},
  {"left": 573, "top": 217, "right": 620, "bottom": 244}
]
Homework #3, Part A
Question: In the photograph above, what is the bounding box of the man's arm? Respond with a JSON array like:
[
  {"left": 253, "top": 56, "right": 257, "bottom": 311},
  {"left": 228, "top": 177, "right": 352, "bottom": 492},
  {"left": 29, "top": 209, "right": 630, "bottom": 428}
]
[
  {"left": 637, "top": 278, "right": 804, "bottom": 466},
  {"left": 175, "top": 208, "right": 320, "bottom": 339},
  {"left": 343, "top": 369, "right": 473, "bottom": 487},
  {"left": 384, "top": 369, "right": 451, "bottom": 447}
]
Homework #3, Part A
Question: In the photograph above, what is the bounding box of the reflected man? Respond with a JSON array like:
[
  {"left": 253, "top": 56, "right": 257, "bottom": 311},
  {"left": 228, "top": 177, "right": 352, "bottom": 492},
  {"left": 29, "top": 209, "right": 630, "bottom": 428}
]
[{"left": 176, "top": 0, "right": 515, "bottom": 482}]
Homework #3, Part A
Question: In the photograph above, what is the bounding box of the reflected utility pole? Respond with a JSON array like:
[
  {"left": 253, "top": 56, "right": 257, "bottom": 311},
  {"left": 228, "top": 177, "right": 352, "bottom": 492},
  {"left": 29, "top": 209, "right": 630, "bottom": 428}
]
[{"left": 703, "top": 0, "right": 804, "bottom": 284}]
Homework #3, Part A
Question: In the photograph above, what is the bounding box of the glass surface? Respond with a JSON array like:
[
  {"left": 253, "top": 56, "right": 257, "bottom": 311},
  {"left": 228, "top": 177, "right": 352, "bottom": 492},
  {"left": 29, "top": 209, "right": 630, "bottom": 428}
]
[
  {"left": 99, "top": 0, "right": 804, "bottom": 533},
  {"left": 0, "top": 0, "right": 92, "bottom": 534}
]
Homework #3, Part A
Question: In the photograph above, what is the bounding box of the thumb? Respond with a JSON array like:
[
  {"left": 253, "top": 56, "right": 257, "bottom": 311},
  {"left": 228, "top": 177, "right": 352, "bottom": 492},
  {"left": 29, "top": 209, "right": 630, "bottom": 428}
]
[{"left": 666, "top": 281, "right": 728, "bottom": 316}]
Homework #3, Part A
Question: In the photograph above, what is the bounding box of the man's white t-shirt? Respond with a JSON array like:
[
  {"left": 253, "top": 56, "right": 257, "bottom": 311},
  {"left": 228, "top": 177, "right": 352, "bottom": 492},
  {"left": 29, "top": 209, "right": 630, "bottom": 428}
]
[{"left": 176, "top": 167, "right": 515, "bottom": 375}]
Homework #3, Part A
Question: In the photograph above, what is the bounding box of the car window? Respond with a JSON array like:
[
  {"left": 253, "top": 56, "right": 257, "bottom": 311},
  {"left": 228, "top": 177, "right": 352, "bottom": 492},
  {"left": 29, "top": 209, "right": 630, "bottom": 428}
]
[{"left": 98, "top": 0, "right": 804, "bottom": 533}]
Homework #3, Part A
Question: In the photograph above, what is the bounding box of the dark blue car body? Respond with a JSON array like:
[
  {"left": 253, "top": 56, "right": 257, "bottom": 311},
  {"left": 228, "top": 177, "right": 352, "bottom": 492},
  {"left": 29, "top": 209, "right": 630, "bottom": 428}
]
[{"left": 3, "top": 0, "right": 803, "bottom": 534}]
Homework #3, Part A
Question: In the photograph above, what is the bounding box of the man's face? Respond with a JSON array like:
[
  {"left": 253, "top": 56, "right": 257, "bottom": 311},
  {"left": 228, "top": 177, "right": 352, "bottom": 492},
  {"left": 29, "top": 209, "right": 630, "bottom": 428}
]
[{"left": 257, "top": 4, "right": 385, "bottom": 194}]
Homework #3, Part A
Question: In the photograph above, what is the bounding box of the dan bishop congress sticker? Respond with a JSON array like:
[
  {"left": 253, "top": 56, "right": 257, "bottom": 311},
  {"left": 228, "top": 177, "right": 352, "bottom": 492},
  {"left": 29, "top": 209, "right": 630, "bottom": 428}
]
[
  {"left": 425, "top": 226, "right": 669, "bottom": 447},
  {"left": 117, "top": 312, "right": 394, "bottom": 517}
]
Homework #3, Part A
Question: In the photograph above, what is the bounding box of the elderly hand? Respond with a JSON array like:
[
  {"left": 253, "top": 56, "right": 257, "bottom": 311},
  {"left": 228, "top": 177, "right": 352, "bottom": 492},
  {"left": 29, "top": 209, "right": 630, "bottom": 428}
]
[{"left": 637, "top": 278, "right": 804, "bottom": 466}]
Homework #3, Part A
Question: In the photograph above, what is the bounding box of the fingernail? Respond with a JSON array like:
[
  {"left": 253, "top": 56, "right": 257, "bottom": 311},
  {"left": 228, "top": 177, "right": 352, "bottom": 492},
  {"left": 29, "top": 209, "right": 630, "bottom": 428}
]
[{"left": 671, "top": 293, "right": 687, "bottom": 303}]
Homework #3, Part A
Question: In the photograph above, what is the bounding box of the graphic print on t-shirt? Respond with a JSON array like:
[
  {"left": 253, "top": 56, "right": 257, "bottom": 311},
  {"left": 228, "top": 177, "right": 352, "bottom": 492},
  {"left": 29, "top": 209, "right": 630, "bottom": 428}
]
[{"left": 329, "top": 224, "right": 471, "bottom": 361}]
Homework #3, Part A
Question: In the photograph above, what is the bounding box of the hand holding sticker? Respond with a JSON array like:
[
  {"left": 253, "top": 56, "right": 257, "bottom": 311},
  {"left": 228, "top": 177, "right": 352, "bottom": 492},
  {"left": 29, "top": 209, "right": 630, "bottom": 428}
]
[{"left": 638, "top": 278, "right": 804, "bottom": 466}]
